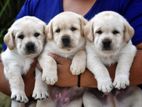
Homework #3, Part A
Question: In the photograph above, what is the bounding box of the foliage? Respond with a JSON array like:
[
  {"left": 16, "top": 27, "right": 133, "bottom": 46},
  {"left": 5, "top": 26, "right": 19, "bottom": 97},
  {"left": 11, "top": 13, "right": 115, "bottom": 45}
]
[{"left": 0, "top": 0, "right": 25, "bottom": 51}]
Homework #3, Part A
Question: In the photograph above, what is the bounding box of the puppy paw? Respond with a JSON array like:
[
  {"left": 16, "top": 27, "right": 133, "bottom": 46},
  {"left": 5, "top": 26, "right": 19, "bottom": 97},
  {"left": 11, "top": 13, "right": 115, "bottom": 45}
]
[
  {"left": 11, "top": 90, "right": 28, "bottom": 103},
  {"left": 97, "top": 78, "right": 113, "bottom": 93},
  {"left": 113, "top": 75, "right": 129, "bottom": 89},
  {"left": 42, "top": 72, "right": 58, "bottom": 85},
  {"left": 32, "top": 87, "right": 49, "bottom": 100},
  {"left": 70, "top": 62, "right": 85, "bottom": 75}
]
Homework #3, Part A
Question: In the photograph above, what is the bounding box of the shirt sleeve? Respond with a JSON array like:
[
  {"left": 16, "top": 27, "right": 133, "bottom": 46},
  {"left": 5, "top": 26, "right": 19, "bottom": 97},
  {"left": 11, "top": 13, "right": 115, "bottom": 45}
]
[{"left": 123, "top": 0, "right": 142, "bottom": 45}]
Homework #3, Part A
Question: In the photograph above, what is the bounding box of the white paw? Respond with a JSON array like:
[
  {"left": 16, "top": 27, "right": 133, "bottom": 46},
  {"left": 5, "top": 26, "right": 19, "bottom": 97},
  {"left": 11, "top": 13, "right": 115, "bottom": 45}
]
[
  {"left": 32, "top": 87, "right": 49, "bottom": 100},
  {"left": 113, "top": 75, "right": 129, "bottom": 89},
  {"left": 70, "top": 62, "right": 85, "bottom": 75},
  {"left": 42, "top": 72, "right": 58, "bottom": 85},
  {"left": 97, "top": 78, "right": 113, "bottom": 93},
  {"left": 11, "top": 90, "right": 28, "bottom": 103}
]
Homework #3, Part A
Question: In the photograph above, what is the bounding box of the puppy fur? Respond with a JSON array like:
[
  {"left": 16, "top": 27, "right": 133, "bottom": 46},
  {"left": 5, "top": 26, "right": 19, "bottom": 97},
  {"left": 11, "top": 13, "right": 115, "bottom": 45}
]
[
  {"left": 83, "top": 11, "right": 138, "bottom": 107},
  {"left": 85, "top": 11, "right": 136, "bottom": 93},
  {"left": 37, "top": 11, "right": 87, "bottom": 107},
  {"left": 1, "top": 16, "right": 47, "bottom": 107}
]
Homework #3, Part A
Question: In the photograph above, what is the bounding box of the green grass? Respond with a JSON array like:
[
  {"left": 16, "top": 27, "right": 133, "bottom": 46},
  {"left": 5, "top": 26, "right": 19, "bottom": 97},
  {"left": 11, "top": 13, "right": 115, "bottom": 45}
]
[
  {"left": 0, "top": 0, "right": 25, "bottom": 51},
  {"left": 0, "top": 92, "right": 10, "bottom": 107}
]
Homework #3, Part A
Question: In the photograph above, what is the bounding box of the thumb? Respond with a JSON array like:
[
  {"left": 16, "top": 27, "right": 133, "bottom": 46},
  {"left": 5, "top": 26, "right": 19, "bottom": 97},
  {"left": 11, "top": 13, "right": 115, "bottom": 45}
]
[{"left": 48, "top": 53, "right": 71, "bottom": 64}]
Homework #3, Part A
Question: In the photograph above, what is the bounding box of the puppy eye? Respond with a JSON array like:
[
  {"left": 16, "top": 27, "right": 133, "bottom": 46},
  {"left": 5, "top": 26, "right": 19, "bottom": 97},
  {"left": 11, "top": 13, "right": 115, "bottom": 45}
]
[
  {"left": 96, "top": 30, "right": 102, "bottom": 34},
  {"left": 70, "top": 27, "right": 77, "bottom": 31},
  {"left": 55, "top": 28, "right": 60, "bottom": 33},
  {"left": 18, "top": 34, "right": 24, "bottom": 39},
  {"left": 112, "top": 30, "right": 119, "bottom": 35},
  {"left": 34, "top": 32, "right": 40, "bottom": 37}
]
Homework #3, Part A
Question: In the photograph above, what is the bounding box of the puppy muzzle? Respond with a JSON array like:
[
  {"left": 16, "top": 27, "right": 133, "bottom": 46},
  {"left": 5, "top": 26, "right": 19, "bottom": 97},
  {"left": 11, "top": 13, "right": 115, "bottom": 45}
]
[
  {"left": 61, "top": 35, "right": 71, "bottom": 48},
  {"left": 25, "top": 42, "right": 36, "bottom": 54},
  {"left": 102, "top": 38, "right": 112, "bottom": 50}
]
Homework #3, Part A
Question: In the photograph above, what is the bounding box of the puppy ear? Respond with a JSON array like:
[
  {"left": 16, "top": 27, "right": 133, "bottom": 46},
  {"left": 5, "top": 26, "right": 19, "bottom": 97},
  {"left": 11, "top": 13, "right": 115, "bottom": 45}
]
[
  {"left": 45, "top": 21, "right": 53, "bottom": 40},
  {"left": 4, "top": 29, "right": 15, "bottom": 50},
  {"left": 124, "top": 20, "right": 134, "bottom": 42},
  {"left": 79, "top": 16, "right": 88, "bottom": 37},
  {"left": 84, "top": 21, "right": 94, "bottom": 42}
]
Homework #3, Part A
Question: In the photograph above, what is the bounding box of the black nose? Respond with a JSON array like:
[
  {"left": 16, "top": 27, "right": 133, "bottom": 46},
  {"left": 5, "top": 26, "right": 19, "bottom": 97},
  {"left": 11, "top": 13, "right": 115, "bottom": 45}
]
[
  {"left": 62, "top": 36, "right": 71, "bottom": 47},
  {"left": 102, "top": 39, "right": 112, "bottom": 50},
  {"left": 25, "top": 42, "right": 35, "bottom": 53}
]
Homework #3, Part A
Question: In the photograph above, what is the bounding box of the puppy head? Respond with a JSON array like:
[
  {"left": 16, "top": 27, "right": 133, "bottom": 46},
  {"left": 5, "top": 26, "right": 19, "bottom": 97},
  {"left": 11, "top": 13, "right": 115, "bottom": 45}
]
[
  {"left": 45, "top": 12, "right": 87, "bottom": 51},
  {"left": 4, "top": 16, "right": 46, "bottom": 58},
  {"left": 85, "top": 11, "right": 134, "bottom": 55}
]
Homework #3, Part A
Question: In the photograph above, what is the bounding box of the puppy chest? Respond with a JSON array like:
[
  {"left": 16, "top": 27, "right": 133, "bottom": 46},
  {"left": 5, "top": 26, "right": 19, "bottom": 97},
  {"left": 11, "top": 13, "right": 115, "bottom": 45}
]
[
  {"left": 100, "top": 55, "right": 119, "bottom": 65},
  {"left": 22, "top": 59, "right": 33, "bottom": 74}
]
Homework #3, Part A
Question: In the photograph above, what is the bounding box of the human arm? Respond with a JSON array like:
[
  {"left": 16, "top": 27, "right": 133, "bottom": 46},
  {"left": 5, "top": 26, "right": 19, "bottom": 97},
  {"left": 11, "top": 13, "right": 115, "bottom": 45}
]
[
  {"left": 0, "top": 55, "right": 76, "bottom": 97},
  {"left": 47, "top": 42, "right": 142, "bottom": 88},
  {"left": 47, "top": 47, "right": 142, "bottom": 87},
  {"left": 0, "top": 46, "right": 142, "bottom": 97}
]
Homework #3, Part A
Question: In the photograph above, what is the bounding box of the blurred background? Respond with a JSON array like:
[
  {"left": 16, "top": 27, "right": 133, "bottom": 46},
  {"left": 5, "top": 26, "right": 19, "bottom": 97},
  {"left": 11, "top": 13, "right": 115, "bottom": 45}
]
[
  {"left": 0, "top": 0, "right": 25, "bottom": 52},
  {"left": 0, "top": 0, "right": 25, "bottom": 106}
]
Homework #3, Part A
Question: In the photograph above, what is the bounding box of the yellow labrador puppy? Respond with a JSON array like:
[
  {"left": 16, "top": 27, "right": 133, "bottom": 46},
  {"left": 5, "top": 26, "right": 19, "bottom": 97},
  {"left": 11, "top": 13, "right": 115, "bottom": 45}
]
[
  {"left": 85, "top": 11, "right": 136, "bottom": 93},
  {"left": 1, "top": 16, "right": 48, "bottom": 107},
  {"left": 37, "top": 12, "right": 87, "bottom": 107},
  {"left": 83, "top": 11, "right": 139, "bottom": 107}
]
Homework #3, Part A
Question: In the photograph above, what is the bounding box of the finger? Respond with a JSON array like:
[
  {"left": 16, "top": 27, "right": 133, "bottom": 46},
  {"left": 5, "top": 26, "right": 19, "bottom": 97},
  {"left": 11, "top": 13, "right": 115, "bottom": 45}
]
[{"left": 48, "top": 53, "right": 71, "bottom": 64}]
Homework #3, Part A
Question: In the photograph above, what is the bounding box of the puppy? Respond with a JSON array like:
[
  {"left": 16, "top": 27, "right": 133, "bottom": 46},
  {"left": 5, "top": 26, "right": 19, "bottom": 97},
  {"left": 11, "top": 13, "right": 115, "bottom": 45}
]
[
  {"left": 85, "top": 11, "right": 137, "bottom": 93},
  {"left": 83, "top": 11, "right": 138, "bottom": 107},
  {"left": 1, "top": 16, "right": 47, "bottom": 107},
  {"left": 37, "top": 11, "right": 87, "bottom": 107}
]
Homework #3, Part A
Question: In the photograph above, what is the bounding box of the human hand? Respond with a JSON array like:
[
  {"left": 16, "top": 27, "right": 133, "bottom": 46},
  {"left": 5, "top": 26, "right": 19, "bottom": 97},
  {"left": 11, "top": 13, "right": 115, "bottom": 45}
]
[{"left": 49, "top": 54, "right": 78, "bottom": 87}]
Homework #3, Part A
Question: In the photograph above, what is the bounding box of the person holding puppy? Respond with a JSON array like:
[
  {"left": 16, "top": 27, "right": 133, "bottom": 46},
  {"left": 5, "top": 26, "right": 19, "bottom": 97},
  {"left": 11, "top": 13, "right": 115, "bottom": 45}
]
[{"left": 1, "top": 0, "right": 142, "bottom": 99}]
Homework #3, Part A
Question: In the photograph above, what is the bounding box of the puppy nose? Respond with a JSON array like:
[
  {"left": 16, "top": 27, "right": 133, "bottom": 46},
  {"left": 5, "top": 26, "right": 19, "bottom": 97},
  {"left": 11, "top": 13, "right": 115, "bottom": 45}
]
[
  {"left": 25, "top": 42, "right": 35, "bottom": 53},
  {"left": 102, "top": 39, "right": 112, "bottom": 50},
  {"left": 62, "top": 35, "right": 71, "bottom": 47}
]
